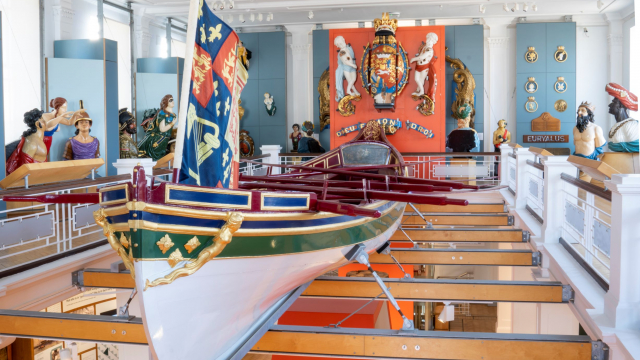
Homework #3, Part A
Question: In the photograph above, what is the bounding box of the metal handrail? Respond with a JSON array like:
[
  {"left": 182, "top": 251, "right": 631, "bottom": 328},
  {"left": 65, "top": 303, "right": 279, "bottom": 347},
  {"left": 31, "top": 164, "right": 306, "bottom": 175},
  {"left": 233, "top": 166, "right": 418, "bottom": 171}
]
[
  {"left": 402, "top": 152, "right": 499, "bottom": 156},
  {"left": 0, "top": 174, "right": 131, "bottom": 199},
  {"left": 526, "top": 159, "right": 544, "bottom": 171},
  {"left": 560, "top": 173, "right": 612, "bottom": 201},
  {"left": 242, "top": 154, "right": 270, "bottom": 160},
  {"left": 278, "top": 153, "right": 324, "bottom": 157}
]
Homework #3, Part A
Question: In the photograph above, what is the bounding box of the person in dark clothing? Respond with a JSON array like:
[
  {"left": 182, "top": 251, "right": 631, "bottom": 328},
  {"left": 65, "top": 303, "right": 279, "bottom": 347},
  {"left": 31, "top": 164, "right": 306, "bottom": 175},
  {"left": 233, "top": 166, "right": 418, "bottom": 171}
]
[{"left": 298, "top": 129, "right": 325, "bottom": 161}]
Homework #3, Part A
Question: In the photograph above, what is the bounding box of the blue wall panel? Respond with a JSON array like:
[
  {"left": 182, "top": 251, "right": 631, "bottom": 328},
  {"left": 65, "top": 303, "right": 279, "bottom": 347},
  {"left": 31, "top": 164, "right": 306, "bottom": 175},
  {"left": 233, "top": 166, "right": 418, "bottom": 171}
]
[
  {"left": 137, "top": 57, "right": 183, "bottom": 74},
  {"left": 238, "top": 31, "right": 286, "bottom": 152},
  {"left": 312, "top": 30, "right": 330, "bottom": 148},
  {"left": 517, "top": 22, "right": 576, "bottom": 152},
  {"left": 105, "top": 59, "right": 119, "bottom": 175},
  {"left": 47, "top": 59, "right": 106, "bottom": 176},
  {"left": 445, "top": 25, "right": 485, "bottom": 149},
  {"left": 135, "top": 73, "right": 180, "bottom": 135}
]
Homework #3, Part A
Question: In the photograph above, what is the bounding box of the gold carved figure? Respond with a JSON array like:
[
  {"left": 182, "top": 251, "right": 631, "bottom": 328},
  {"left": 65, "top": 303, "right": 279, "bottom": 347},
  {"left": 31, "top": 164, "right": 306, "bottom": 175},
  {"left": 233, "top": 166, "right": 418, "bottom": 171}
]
[
  {"left": 446, "top": 56, "right": 476, "bottom": 127},
  {"left": 554, "top": 99, "right": 568, "bottom": 113},
  {"left": 318, "top": 68, "right": 330, "bottom": 130},
  {"left": 493, "top": 119, "right": 511, "bottom": 152}
]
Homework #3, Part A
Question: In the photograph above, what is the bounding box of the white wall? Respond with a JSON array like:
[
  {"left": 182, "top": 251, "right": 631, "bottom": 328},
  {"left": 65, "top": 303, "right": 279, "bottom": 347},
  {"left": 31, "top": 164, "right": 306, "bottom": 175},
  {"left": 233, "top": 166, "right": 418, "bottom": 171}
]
[
  {"left": 1, "top": 0, "right": 42, "bottom": 143},
  {"left": 104, "top": 17, "right": 132, "bottom": 110},
  {"left": 576, "top": 25, "right": 611, "bottom": 132}
]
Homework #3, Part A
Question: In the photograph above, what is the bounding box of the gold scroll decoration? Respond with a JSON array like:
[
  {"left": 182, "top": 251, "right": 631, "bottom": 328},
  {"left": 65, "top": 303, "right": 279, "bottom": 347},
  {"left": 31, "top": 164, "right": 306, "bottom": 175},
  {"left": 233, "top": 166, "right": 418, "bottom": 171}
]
[
  {"left": 94, "top": 208, "right": 135, "bottom": 280},
  {"left": 144, "top": 212, "right": 244, "bottom": 291},
  {"left": 411, "top": 94, "right": 435, "bottom": 116},
  {"left": 446, "top": 56, "right": 476, "bottom": 128},
  {"left": 531, "top": 112, "right": 561, "bottom": 132},
  {"left": 338, "top": 94, "right": 361, "bottom": 117},
  {"left": 318, "top": 68, "right": 331, "bottom": 130}
]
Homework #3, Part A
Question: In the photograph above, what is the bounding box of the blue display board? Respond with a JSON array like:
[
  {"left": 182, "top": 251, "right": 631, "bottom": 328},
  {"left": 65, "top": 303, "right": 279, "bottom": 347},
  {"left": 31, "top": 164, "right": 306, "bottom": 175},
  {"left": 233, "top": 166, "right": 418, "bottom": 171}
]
[
  {"left": 445, "top": 25, "right": 485, "bottom": 150},
  {"left": 238, "top": 31, "right": 287, "bottom": 153},
  {"left": 49, "top": 39, "right": 119, "bottom": 176},
  {"left": 312, "top": 29, "right": 330, "bottom": 149},
  {"left": 516, "top": 23, "right": 576, "bottom": 153},
  {"left": 136, "top": 57, "right": 184, "bottom": 136}
]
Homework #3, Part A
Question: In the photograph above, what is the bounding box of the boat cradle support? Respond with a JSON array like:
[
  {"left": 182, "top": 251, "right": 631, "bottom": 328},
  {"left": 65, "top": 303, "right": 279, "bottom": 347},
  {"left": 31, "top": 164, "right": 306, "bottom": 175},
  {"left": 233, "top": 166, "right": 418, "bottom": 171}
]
[{"left": 344, "top": 244, "right": 414, "bottom": 331}]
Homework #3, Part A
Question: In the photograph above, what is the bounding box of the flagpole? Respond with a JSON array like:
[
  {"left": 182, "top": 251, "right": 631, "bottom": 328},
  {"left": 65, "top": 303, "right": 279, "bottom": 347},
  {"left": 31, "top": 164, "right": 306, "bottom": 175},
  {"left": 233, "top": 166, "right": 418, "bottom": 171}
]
[{"left": 173, "top": 0, "right": 200, "bottom": 172}]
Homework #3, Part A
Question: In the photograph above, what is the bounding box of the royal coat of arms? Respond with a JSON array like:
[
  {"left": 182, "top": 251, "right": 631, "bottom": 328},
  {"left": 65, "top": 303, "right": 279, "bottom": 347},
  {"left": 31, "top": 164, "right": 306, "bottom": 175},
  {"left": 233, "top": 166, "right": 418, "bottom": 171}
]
[{"left": 360, "top": 12, "right": 410, "bottom": 111}]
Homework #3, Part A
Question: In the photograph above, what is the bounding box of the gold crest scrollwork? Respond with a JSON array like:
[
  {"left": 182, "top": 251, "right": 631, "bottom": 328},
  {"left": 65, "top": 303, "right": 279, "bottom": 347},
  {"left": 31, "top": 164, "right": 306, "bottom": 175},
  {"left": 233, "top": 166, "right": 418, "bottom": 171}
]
[
  {"left": 525, "top": 46, "right": 538, "bottom": 63},
  {"left": 554, "top": 99, "right": 568, "bottom": 113},
  {"left": 144, "top": 212, "right": 244, "bottom": 291},
  {"left": 411, "top": 94, "right": 435, "bottom": 116},
  {"left": 338, "top": 94, "right": 361, "bottom": 117},
  {"left": 156, "top": 234, "right": 175, "bottom": 254},
  {"left": 554, "top": 46, "right": 567, "bottom": 63},
  {"left": 446, "top": 56, "right": 476, "bottom": 127},
  {"left": 167, "top": 248, "right": 185, "bottom": 268},
  {"left": 94, "top": 209, "right": 135, "bottom": 280},
  {"left": 318, "top": 68, "right": 331, "bottom": 130},
  {"left": 119, "top": 233, "right": 130, "bottom": 249},
  {"left": 184, "top": 236, "right": 201, "bottom": 254}
]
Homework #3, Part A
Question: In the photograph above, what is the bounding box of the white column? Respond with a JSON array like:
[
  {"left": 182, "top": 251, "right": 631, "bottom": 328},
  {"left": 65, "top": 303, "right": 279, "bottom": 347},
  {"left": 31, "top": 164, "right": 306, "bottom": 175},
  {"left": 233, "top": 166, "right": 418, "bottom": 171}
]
[
  {"left": 499, "top": 143, "right": 511, "bottom": 186},
  {"left": 485, "top": 18, "right": 512, "bottom": 151},
  {"left": 514, "top": 147, "right": 535, "bottom": 209},
  {"left": 603, "top": 174, "right": 640, "bottom": 330},
  {"left": 540, "top": 156, "right": 574, "bottom": 243},
  {"left": 285, "top": 25, "right": 314, "bottom": 151},
  {"left": 132, "top": 5, "right": 152, "bottom": 59},
  {"left": 606, "top": 13, "right": 623, "bottom": 85},
  {"left": 51, "top": 0, "right": 74, "bottom": 40},
  {"left": 260, "top": 145, "right": 282, "bottom": 175}
]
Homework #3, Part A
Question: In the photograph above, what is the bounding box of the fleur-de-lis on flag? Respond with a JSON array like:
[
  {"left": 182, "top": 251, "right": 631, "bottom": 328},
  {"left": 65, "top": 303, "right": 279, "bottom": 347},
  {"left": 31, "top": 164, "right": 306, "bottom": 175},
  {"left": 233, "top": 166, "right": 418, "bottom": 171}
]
[{"left": 209, "top": 24, "right": 223, "bottom": 42}]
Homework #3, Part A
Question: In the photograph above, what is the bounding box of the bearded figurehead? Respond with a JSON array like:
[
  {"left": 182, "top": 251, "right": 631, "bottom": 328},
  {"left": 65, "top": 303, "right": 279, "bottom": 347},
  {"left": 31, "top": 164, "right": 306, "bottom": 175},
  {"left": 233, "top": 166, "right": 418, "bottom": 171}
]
[
  {"left": 605, "top": 83, "right": 638, "bottom": 153},
  {"left": 119, "top": 108, "right": 138, "bottom": 159},
  {"left": 573, "top": 101, "right": 606, "bottom": 160}
]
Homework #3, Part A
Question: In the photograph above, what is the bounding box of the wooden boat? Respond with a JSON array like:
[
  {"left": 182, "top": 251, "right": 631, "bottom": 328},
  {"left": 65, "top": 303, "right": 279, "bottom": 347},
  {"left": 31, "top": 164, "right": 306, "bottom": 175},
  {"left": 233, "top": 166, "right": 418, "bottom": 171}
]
[
  {"left": 88, "top": 121, "right": 470, "bottom": 359},
  {"left": 4, "top": 121, "right": 479, "bottom": 359}
]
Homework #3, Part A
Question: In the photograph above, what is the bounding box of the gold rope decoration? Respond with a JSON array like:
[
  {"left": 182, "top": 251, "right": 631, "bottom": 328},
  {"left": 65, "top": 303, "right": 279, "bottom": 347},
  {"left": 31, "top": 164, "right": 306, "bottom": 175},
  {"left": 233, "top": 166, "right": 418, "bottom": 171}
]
[
  {"left": 94, "top": 208, "right": 136, "bottom": 279},
  {"left": 144, "top": 212, "right": 244, "bottom": 291}
]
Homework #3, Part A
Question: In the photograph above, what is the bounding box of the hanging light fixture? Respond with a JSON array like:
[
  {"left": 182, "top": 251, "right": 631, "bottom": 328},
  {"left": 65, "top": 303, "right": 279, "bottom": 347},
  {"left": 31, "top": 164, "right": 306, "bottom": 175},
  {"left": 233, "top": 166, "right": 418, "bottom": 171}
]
[
  {"left": 503, "top": 3, "right": 509, "bottom": 11},
  {"left": 532, "top": 3, "right": 538, "bottom": 11},
  {"left": 479, "top": 4, "right": 486, "bottom": 13},
  {"left": 250, "top": 13, "right": 255, "bottom": 22},
  {"left": 258, "top": 13, "right": 263, "bottom": 21},
  {"left": 227, "top": 14, "right": 233, "bottom": 23}
]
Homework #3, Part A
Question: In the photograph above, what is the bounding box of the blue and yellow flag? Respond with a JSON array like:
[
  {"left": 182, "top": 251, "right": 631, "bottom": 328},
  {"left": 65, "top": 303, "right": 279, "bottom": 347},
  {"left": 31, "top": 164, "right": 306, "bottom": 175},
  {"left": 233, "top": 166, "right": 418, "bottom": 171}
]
[{"left": 179, "top": 0, "right": 247, "bottom": 188}]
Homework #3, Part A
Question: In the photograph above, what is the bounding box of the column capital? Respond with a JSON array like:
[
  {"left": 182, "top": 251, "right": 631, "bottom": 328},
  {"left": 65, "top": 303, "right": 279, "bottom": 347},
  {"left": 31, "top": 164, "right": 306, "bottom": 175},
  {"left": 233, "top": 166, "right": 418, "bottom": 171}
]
[
  {"left": 487, "top": 37, "right": 509, "bottom": 48},
  {"left": 284, "top": 24, "right": 315, "bottom": 35},
  {"left": 605, "top": 174, "right": 640, "bottom": 195}
]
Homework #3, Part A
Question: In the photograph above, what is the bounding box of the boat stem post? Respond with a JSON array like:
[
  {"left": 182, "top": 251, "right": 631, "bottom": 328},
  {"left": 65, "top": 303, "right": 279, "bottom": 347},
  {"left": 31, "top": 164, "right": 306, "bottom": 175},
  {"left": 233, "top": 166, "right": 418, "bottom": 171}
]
[
  {"left": 352, "top": 248, "right": 414, "bottom": 331},
  {"left": 408, "top": 203, "right": 433, "bottom": 229}
]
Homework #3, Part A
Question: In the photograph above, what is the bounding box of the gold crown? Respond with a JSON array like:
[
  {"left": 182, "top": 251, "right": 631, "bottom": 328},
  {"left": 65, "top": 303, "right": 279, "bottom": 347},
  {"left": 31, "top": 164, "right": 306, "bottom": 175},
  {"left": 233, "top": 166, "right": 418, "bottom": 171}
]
[
  {"left": 578, "top": 101, "right": 595, "bottom": 112},
  {"left": 527, "top": 77, "right": 535, "bottom": 81},
  {"left": 528, "top": 46, "right": 535, "bottom": 51},
  {"left": 557, "top": 77, "right": 565, "bottom": 81},
  {"left": 373, "top": 12, "right": 398, "bottom": 33},
  {"left": 528, "top": 96, "right": 535, "bottom": 101},
  {"left": 557, "top": 45, "right": 565, "bottom": 50}
]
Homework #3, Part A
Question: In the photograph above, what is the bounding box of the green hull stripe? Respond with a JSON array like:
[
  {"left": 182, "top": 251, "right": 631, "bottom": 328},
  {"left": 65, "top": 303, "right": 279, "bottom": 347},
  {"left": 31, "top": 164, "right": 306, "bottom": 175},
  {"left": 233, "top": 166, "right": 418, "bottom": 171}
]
[{"left": 123, "top": 202, "right": 405, "bottom": 260}]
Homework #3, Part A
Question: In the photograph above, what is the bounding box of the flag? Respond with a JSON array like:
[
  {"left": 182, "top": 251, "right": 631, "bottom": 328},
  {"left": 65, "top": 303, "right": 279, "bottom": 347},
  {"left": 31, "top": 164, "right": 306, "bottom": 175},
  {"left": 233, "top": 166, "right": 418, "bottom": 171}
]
[{"left": 179, "top": 0, "right": 247, "bottom": 188}]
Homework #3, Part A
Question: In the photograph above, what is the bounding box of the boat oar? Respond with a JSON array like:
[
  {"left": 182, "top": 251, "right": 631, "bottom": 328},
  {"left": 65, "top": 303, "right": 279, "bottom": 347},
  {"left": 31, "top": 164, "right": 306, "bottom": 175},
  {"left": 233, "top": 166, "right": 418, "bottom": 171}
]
[
  {"left": 316, "top": 200, "right": 381, "bottom": 218},
  {"left": 239, "top": 175, "right": 454, "bottom": 193},
  {"left": 239, "top": 182, "right": 468, "bottom": 206},
  {"left": 242, "top": 159, "right": 478, "bottom": 190},
  {"left": 2, "top": 193, "right": 100, "bottom": 204}
]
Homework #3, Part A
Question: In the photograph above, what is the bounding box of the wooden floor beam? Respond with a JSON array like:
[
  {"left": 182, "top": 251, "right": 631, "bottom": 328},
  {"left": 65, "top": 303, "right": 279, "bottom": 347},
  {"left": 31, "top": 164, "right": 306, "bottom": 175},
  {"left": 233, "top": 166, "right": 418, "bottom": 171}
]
[
  {"left": 391, "top": 228, "right": 529, "bottom": 243},
  {"left": 407, "top": 203, "right": 507, "bottom": 213},
  {"left": 251, "top": 326, "right": 604, "bottom": 360},
  {"left": 73, "top": 269, "right": 135, "bottom": 289},
  {"left": 369, "top": 249, "right": 540, "bottom": 266},
  {"left": 303, "top": 277, "right": 572, "bottom": 303},
  {"left": 0, "top": 311, "right": 606, "bottom": 360},
  {"left": 0, "top": 309, "right": 146, "bottom": 344},
  {"left": 403, "top": 213, "right": 514, "bottom": 226}
]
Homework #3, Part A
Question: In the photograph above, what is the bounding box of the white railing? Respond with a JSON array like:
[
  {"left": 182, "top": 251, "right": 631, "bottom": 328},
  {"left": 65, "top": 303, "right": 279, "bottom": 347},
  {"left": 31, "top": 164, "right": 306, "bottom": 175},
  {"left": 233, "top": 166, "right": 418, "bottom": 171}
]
[
  {"left": 507, "top": 153, "right": 517, "bottom": 194},
  {"left": 560, "top": 175, "right": 611, "bottom": 282},
  {"left": 0, "top": 176, "right": 129, "bottom": 271},
  {"left": 403, "top": 153, "right": 500, "bottom": 185},
  {"left": 525, "top": 160, "right": 544, "bottom": 222},
  {"left": 239, "top": 154, "right": 270, "bottom": 176},
  {"left": 276, "top": 152, "right": 502, "bottom": 184}
]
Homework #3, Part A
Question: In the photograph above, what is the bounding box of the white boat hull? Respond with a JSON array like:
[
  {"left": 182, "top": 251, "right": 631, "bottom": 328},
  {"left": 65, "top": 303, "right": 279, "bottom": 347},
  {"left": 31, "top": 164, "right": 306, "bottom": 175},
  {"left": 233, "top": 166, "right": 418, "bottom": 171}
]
[{"left": 134, "top": 210, "right": 403, "bottom": 360}]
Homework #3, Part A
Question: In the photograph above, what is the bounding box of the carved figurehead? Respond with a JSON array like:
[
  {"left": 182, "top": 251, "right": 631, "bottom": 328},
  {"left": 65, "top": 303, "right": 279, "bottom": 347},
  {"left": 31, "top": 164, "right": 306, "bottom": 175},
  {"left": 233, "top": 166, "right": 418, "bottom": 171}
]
[
  {"left": 446, "top": 104, "right": 479, "bottom": 153},
  {"left": 6, "top": 109, "right": 47, "bottom": 175},
  {"left": 605, "top": 83, "right": 638, "bottom": 153},
  {"left": 64, "top": 110, "right": 100, "bottom": 161},
  {"left": 573, "top": 101, "right": 606, "bottom": 160},
  {"left": 334, "top": 36, "right": 361, "bottom": 117},
  {"left": 493, "top": 119, "right": 511, "bottom": 152},
  {"left": 119, "top": 108, "right": 138, "bottom": 159},
  {"left": 138, "top": 94, "right": 177, "bottom": 161},
  {"left": 411, "top": 32, "right": 438, "bottom": 98},
  {"left": 263, "top": 93, "right": 276, "bottom": 116}
]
